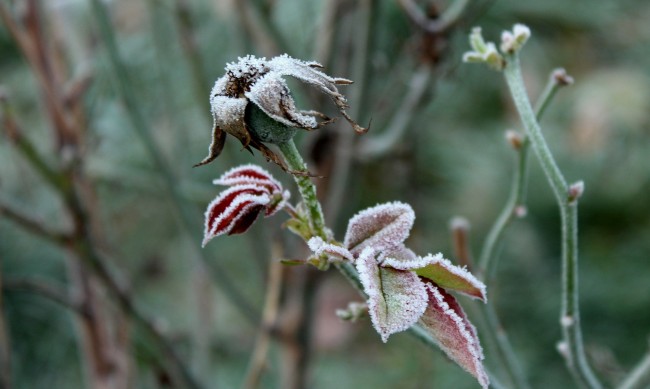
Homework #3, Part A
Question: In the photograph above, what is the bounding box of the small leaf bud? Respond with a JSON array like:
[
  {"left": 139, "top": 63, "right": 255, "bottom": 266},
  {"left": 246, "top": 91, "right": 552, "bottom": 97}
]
[
  {"left": 552, "top": 68, "right": 575, "bottom": 86},
  {"left": 505, "top": 130, "right": 524, "bottom": 150},
  {"left": 500, "top": 23, "right": 531, "bottom": 54},
  {"left": 568, "top": 181, "right": 585, "bottom": 204},
  {"left": 560, "top": 315, "right": 575, "bottom": 328},
  {"left": 514, "top": 205, "right": 528, "bottom": 218}
]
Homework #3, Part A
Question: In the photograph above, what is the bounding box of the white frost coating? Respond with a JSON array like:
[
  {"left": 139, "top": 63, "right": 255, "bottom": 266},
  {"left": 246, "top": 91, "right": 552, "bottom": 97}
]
[
  {"left": 344, "top": 202, "right": 415, "bottom": 255},
  {"left": 202, "top": 184, "right": 270, "bottom": 246},
  {"left": 210, "top": 95, "right": 247, "bottom": 135},
  {"left": 224, "top": 55, "right": 269, "bottom": 78},
  {"left": 268, "top": 54, "right": 339, "bottom": 94},
  {"left": 210, "top": 75, "right": 229, "bottom": 97},
  {"left": 422, "top": 283, "right": 489, "bottom": 389},
  {"left": 213, "top": 164, "right": 283, "bottom": 193},
  {"left": 265, "top": 190, "right": 291, "bottom": 217},
  {"left": 356, "top": 247, "right": 427, "bottom": 343},
  {"left": 307, "top": 237, "right": 354, "bottom": 262},
  {"left": 246, "top": 72, "right": 318, "bottom": 129},
  {"left": 384, "top": 253, "right": 487, "bottom": 302},
  {"left": 379, "top": 245, "right": 419, "bottom": 266}
]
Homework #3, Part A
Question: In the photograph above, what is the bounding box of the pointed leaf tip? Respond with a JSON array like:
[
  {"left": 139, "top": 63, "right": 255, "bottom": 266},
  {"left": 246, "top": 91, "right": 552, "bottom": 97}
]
[
  {"left": 419, "top": 282, "right": 489, "bottom": 389},
  {"left": 344, "top": 202, "right": 415, "bottom": 256}
]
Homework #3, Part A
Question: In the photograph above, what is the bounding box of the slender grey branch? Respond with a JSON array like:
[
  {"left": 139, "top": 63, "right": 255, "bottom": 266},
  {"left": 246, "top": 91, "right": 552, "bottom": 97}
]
[
  {"left": 358, "top": 63, "right": 432, "bottom": 159},
  {"left": 396, "top": 0, "right": 471, "bottom": 34}
]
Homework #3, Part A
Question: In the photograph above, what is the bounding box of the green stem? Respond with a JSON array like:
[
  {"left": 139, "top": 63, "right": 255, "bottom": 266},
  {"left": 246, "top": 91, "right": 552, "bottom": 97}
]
[
  {"left": 277, "top": 139, "right": 327, "bottom": 239},
  {"left": 478, "top": 68, "right": 565, "bottom": 280},
  {"left": 503, "top": 54, "right": 602, "bottom": 389}
]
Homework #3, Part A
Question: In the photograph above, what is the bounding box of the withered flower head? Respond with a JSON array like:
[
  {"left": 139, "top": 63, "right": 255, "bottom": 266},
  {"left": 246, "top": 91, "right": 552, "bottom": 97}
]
[{"left": 194, "top": 54, "right": 367, "bottom": 171}]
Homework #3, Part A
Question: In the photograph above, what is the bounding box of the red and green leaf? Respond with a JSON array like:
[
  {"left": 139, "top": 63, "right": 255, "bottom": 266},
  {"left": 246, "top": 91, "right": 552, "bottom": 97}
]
[
  {"left": 344, "top": 202, "right": 415, "bottom": 256},
  {"left": 356, "top": 247, "right": 428, "bottom": 342},
  {"left": 419, "top": 281, "right": 489, "bottom": 389}
]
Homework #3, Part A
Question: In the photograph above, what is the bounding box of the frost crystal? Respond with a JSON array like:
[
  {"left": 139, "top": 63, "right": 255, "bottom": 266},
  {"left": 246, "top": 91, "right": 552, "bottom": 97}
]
[
  {"left": 356, "top": 247, "right": 428, "bottom": 342},
  {"left": 194, "top": 54, "right": 366, "bottom": 170}
]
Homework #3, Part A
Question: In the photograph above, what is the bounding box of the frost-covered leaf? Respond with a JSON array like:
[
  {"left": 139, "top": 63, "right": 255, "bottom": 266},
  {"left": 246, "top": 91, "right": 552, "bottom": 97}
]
[
  {"left": 213, "top": 164, "right": 290, "bottom": 217},
  {"left": 383, "top": 253, "right": 486, "bottom": 301},
  {"left": 307, "top": 237, "right": 354, "bottom": 262},
  {"left": 344, "top": 202, "right": 415, "bottom": 256},
  {"left": 214, "top": 164, "right": 282, "bottom": 192},
  {"left": 356, "top": 247, "right": 427, "bottom": 342},
  {"left": 202, "top": 184, "right": 270, "bottom": 246},
  {"left": 419, "top": 281, "right": 489, "bottom": 389}
]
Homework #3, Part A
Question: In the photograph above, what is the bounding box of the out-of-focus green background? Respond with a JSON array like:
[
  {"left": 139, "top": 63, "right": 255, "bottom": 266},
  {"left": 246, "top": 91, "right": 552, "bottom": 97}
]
[{"left": 1, "top": 0, "right": 649, "bottom": 388}]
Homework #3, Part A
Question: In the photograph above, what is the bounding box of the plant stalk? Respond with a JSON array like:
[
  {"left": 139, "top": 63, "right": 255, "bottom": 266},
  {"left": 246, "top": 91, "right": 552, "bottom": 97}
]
[{"left": 503, "top": 54, "right": 602, "bottom": 389}]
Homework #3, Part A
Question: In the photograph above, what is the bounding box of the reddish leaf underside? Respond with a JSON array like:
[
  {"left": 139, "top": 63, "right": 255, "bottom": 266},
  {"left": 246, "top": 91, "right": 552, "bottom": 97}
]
[
  {"left": 214, "top": 164, "right": 282, "bottom": 194},
  {"left": 356, "top": 248, "right": 428, "bottom": 342},
  {"left": 419, "top": 281, "right": 489, "bottom": 389},
  {"left": 203, "top": 185, "right": 270, "bottom": 246},
  {"left": 344, "top": 202, "right": 415, "bottom": 256}
]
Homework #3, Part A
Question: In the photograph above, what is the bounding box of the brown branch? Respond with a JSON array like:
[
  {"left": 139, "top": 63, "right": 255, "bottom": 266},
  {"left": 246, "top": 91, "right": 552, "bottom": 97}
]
[{"left": 396, "top": 0, "right": 470, "bottom": 34}]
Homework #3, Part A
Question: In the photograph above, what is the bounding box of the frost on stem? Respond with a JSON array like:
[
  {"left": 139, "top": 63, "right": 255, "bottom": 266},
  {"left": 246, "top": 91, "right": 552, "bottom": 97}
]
[
  {"left": 194, "top": 54, "right": 367, "bottom": 171},
  {"left": 202, "top": 165, "right": 289, "bottom": 246}
]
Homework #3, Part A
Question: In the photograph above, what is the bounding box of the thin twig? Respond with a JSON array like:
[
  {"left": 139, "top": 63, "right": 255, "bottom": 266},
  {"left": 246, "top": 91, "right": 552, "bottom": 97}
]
[
  {"left": 504, "top": 53, "right": 603, "bottom": 389},
  {"left": 2, "top": 277, "right": 87, "bottom": 317},
  {"left": 618, "top": 346, "right": 650, "bottom": 389},
  {"left": 242, "top": 256, "right": 284, "bottom": 389},
  {"left": 324, "top": 0, "right": 375, "bottom": 223},
  {"left": 396, "top": 0, "right": 471, "bottom": 34},
  {"left": 449, "top": 215, "right": 529, "bottom": 388},
  {"left": 0, "top": 197, "right": 72, "bottom": 246},
  {"left": 478, "top": 68, "right": 571, "bottom": 280},
  {"left": 358, "top": 63, "right": 432, "bottom": 159}
]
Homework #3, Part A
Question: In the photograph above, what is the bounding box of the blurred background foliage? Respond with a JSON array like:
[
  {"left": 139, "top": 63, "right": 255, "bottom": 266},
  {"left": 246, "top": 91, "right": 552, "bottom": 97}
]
[{"left": 1, "top": 0, "right": 649, "bottom": 388}]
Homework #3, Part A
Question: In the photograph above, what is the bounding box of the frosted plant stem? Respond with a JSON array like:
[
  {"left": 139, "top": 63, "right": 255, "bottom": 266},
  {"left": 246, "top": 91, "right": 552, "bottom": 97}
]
[
  {"left": 503, "top": 54, "right": 602, "bottom": 389},
  {"left": 278, "top": 139, "right": 327, "bottom": 240},
  {"left": 478, "top": 69, "right": 565, "bottom": 280},
  {"left": 618, "top": 350, "right": 650, "bottom": 389}
]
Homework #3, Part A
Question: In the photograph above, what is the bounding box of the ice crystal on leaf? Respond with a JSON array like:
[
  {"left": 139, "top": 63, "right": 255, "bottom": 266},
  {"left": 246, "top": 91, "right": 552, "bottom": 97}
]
[
  {"left": 419, "top": 282, "right": 489, "bottom": 389},
  {"left": 344, "top": 202, "right": 415, "bottom": 255},
  {"left": 357, "top": 247, "right": 428, "bottom": 342},
  {"left": 202, "top": 165, "right": 289, "bottom": 246},
  {"left": 305, "top": 201, "right": 489, "bottom": 388},
  {"left": 194, "top": 54, "right": 366, "bottom": 171}
]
